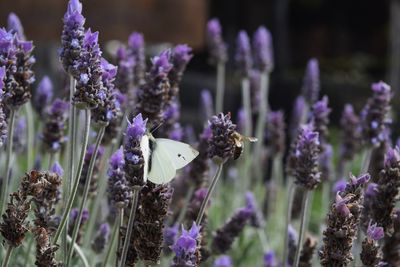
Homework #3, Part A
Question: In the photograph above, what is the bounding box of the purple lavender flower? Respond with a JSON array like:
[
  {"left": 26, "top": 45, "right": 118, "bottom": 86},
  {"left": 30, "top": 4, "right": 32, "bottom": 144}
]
[
  {"left": 213, "top": 255, "right": 233, "bottom": 267},
  {"left": 235, "top": 30, "right": 253, "bottom": 77},
  {"left": 79, "top": 144, "right": 104, "bottom": 195},
  {"left": 367, "top": 222, "right": 385, "bottom": 241},
  {"left": 332, "top": 178, "right": 347, "bottom": 193},
  {"left": 301, "top": 58, "right": 320, "bottom": 104},
  {"left": 60, "top": 0, "right": 85, "bottom": 77},
  {"left": 73, "top": 28, "right": 103, "bottom": 109},
  {"left": 92, "top": 223, "right": 110, "bottom": 253},
  {"left": 0, "top": 104, "right": 7, "bottom": 148},
  {"left": 164, "top": 224, "right": 179, "bottom": 252},
  {"left": 124, "top": 113, "right": 147, "bottom": 186},
  {"left": 264, "top": 250, "right": 278, "bottom": 267},
  {"left": 136, "top": 50, "right": 173, "bottom": 125},
  {"left": 319, "top": 144, "right": 333, "bottom": 182},
  {"left": 292, "top": 125, "right": 321, "bottom": 190},
  {"left": 41, "top": 99, "right": 69, "bottom": 153},
  {"left": 34, "top": 76, "right": 53, "bottom": 117},
  {"left": 289, "top": 95, "right": 306, "bottom": 140},
  {"left": 127, "top": 32, "right": 145, "bottom": 86},
  {"left": 249, "top": 70, "right": 261, "bottom": 114},
  {"left": 208, "top": 113, "right": 237, "bottom": 163},
  {"left": 245, "top": 191, "right": 264, "bottom": 228},
  {"left": 361, "top": 222, "right": 384, "bottom": 266},
  {"left": 252, "top": 26, "right": 274, "bottom": 73},
  {"left": 0, "top": 66, "right": 5, "bottom": 91},
  {"left": 51, "top": 162, "right": 64, "bottom": 176},
  {"left": 68, "top": 207, "right": 89, "bottom": 244},
  {"left": 115, "top": 45, "right": 135, "bottom": 94},
  {"left": 171, "top": 222, "right": 201, "bottom": 267},
  {"left": 360, "top": 81, "right": 392, "bottom": 147},
  {"left": 211, "top": 206, "right": 252, "bottom": 254},
  {"left": 265, "top": 110, "right": 286, "bottom": 155},
  {"left": 7, "top": 13, "right": 25, "bottom": 40},
  {"left": 13, "top": 116, "right": 26, "bottom": 153},
  {"left": 169, "top": 44, "right": 193, "bottom": 90},
  {"left": 206, "top": 18, "right": 228, "bottom": 65},
  {"left": 107, "top": 147, "right": 131, "bottom": 209},
  {"left": 310, "top": 96, "right": 331, "bottom": 145},
  {"left": 339, "top": 104, "right": 362, "bottom": 161},
  {"left": 92, "top": 58, "right": 120, "bottom": 126}
]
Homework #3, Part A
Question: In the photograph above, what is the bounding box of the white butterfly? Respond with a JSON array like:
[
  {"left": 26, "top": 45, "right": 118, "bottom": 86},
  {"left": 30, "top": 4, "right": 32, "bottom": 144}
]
[{"left": 140, "top": 133, "right": 199, "bottom": 184}]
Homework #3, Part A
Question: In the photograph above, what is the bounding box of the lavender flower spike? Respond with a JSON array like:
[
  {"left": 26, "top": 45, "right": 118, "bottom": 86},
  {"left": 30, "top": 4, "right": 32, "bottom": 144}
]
[
  {"left": 206, "top": 18, "right": 228, "bottom": 65},
  {"left": 264, "top": 250, "right": 278, "bottom": 267},
  {"left": 293, "top": 125, "right": 321, "bottom": 190},
  {"left": 213, "top": 255, "right": 233, "bottom": 267},
  {"left": 127, "top": 32, "right": 145, "bottom": 85},
  {"left": 51, "top": 161, "right": 64, "bottom": 176},
  {"left": 7, "top": 13, "right": 26, "bottom": 40},
  {"left": 60, "top": 0, "right": 85, "bottom": 77},
  {"left": 34, "top": 76, "right": 53, "bottom": 117},
  {"left": 169, "top": 44, "right": 193, "bottom": 88},
  {"left": 310, "top": 96, "right": 331, "bottom": 145},
  {"left": 171, "top": 222, "right": 201, "bottom": 267},
  {"left": 0, "top": 105, "right": 7, "bottom": 148},
  {"left": 339, "top": 104, "right": 361, "bottom": 161},
  {"left": 0, "top": 66, "right": 5, "bottom": 91},
  {"left": 235, "top": 30, "right": 253, "bottom": 77},
  {"left": 92, "top": 223, "right": 110, "bottom": 253},
  {"left": 361, "top": 222, "right": 384, "bottom": 266},
  {"left": 302, "top": 58, "right": 320, "bottom": 104},
  {"left": 252, "top": 26, "right": 274, "bottom": 73}
]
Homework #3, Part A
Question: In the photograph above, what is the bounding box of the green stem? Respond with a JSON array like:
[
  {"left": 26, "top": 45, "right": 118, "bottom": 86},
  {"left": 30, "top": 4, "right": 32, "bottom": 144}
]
[
  {"left": 241, "top": 78, "right": 252, "bottom": 137},
  {"left": 52, "top": 109, "right": 91, "bottom": 245},
  {"left": 101, "top": 211, "right": 121, "bottom": 267},
  {"left": 175, "top": 185, "right": 195, "bottom": 225},
  {"left": 48, "top": 152, "right": 55, "bottom": 170},
  {"left": 282, "top": 182, "right": 295, "bottom": 267},
  {"left": 25, "top": 103, "right": 34, "bottom": 171},
  {"left": 66, "top": 125, "right": 105, "bottom": 266},
  {"left": 66, "top": 236, "right": 90, "bottom": 267},
  {"left": 361, "top": 148, "right": 372, "bottom": 174},
  {"left": 293, "top": 190, "right": 312, "bottom": 267},
  {"left": 23, "top": 237, "right": 34, "bottom": 266},
  {"left": 119, "top": 186, "right": 141, "bottom": 267},
  {"left": 83, "top": 145, "right": 114, "bottom": 248},
  {"left": 116, "top": 209, "right": 124, "bottom": 267},
  {"left": 1, "top": 246, "right": 13, "bottom": 267},
  {"left": 215, "top": 62, "right": 225, "bottom": 113},
  {"left": 272, "top": 155, "right": 283, "bottom": 186},
  {"left": 0, "top": 109, "right": 16, "bottom": 216},
  {"left": 195, "top": 163, "right": 224, "bottom": 225}
]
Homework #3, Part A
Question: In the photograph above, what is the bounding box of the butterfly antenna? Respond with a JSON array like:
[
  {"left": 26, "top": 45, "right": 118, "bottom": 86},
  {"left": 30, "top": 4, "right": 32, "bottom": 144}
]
[{"left": 150, "top": 120, "right": 165, "bottom": 134}]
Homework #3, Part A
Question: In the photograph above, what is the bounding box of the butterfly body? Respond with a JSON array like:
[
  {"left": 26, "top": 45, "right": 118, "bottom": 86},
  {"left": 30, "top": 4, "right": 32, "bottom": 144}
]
[{"left": 140, "top": 132, "right": 199, "bottom": 184}]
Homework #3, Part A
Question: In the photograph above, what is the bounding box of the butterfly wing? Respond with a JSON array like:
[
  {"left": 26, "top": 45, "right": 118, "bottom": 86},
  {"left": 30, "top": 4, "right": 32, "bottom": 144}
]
[
  {"left": 147, "top": 142, "right": 177, "bottom": 184},
  {"left": 140, "top": 135, "right": 150, "bottom": 183},
  {"left": 154, "top": 138, "right": 199, "bottom": 169}
]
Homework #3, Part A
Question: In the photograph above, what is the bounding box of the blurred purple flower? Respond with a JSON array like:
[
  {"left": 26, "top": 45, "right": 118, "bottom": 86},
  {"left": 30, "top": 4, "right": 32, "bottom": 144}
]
[
  {"left": 214, "top": 255, "right": 233, "bottom": 267},
  {"left": 206, "top": 18, "right": 228, "bottom": 65},
  {"left": 235, "top": 30, "right": 253, "bottom": 77},
  {"left": 252, "top": 26, "right": 274, "bottom": 73},
  {"left": 301, "top": 58, "right": 320, "bottom": 104}
]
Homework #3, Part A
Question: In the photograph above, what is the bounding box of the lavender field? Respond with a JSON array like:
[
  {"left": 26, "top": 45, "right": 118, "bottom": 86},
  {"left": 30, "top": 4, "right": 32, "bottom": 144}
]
[{"left": 0, "top": 0, "right": 398, "bottom": 267}]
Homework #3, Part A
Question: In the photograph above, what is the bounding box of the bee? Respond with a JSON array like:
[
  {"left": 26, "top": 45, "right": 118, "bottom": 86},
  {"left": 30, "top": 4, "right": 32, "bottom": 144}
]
[{"left": 232, "top": 131, "right": 257, "bottom": 160}]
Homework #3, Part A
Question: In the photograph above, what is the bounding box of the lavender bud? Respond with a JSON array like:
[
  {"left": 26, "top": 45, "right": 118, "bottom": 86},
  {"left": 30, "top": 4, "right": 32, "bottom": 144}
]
[
  {"left": 41, "top": 99, "right": 69, "bottom": 153},
  {"left": 108, "top": 147, "right": 131, "bottom": 209},
  {"left": 360, "top": 81, "right": 392, "bottom": 147},
  {"left": 310, "top": 96, "right": 331, "bottom": 145},
  {"left": 163, "top": 224, "right": 179, "bottom": 253},
  {"left": 169, "top": 44, "right": 193, "bottom": 91},
  {"left": 289, "top": 95, "right": 306, "bottom": 140},
  {"left": 171, "top": 222, "right": 201, "bottom": 267},
  {"left": 0, "top": 104, "right": 7, "bottom": 148},
  {"left": 252, "top": 26, "right": 274, "bottom": 73},
  {"left": 92, "top": 223, "right": 110, "bottom": 254},
  {"left": 127, "top": 32, "right": 145, "bottom": 86},
  {"left": 245, "top": 191, "right": 264, "bottom": 228},
  {"left": 213, "top": 255, "right": 233, "bottom": 267},
  {"left": 332, "top": 178, "right": 347, "bottom": 194},
  {"left": 136, "top": 50, "right": 172, "bottom": 125},
  {"left": 319, "top": 144, "right": 333, "bottom": 182},
  {"left": 201, "top": 89, "right": 214, "bottom": 120},
  {"left": 115, "top": 45, "right": 134, "bottom": 94},
  {"left": 208, "top": 113, "right": 237, "bottom": 164},
  {"left": 7, "top": 13, "right": 26, "bottom": 40},
  {"left": 13, "top": 116, "right": 26, "bottom": 153},
  {"left": 51, "top": 162, "right": 64, "bottom": 176},
  {"left": 319, "top": 173, "right": 368, "bottom": 266},
  {"left": 367, "top": 222, "right": 385, "bottom": 241},
  {"left": 235, "top": 30, "right": 253, "bottom": 77},
  {"left": 73, "top": 29, "right": 104, "bottom": 109},
  {"left": 211, "top": 206, "right": 252, "bottom": 254},
  {"left": 339, "top": 104, "right": 362, "bottom": 161},
  {"left": 265, "top": 110, "right": 286, "bottom": 155},
  {"left": 301, "top": 58, "right": 320, "bottom": 104},
  {"left": 124, "top": 113, "right": 147, "bottom": 186},
  {"left": 60, "top": 0, "right": 85, "bottom": 77},
  {"left": 206, "top": 18, "right": 228, "bottom": 65},
  {"left": 292, "top": 125, "right": 321, "bottom": 190},
  {"left": 34, "top": 76, "right": 54, "bottom": 117}
]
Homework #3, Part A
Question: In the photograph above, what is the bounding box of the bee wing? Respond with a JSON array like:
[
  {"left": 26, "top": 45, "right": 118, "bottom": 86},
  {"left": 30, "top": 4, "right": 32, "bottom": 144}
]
[{"left": 243, "top": 136, "right": 258, "bottom": 142}]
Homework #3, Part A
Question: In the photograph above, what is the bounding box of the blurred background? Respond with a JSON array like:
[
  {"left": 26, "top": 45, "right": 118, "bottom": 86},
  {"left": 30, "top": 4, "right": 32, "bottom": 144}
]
[{"left": 0, "top": 0, "right": 396, "bottom": 126}]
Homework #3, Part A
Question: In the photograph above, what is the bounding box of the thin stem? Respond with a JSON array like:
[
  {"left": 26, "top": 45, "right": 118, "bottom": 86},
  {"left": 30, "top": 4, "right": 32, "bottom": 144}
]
[
  {"left": 282, "top": 182, "right": 295, "bottom": 267},
  {"left": 116, "top": 209, "right": 124, "bottom": 267},
  {"left": 52, "top": 109, "right": 91, "bottom": 245},
  {"left": 215, "top": 62, "right": 225, "bottom": 113},
  {"left": 254, "top": 72, "right": 270, "bottom": 181},
  {"left": 272, "top": 155, "right": 283, "bottom": 186},
  {"left": 241, "top": 78, "right": 252, "bottom": 137},
  {"left": 83, "top": 145, "right": 114, "bottom": 248},
  {"left": 23, "top": 237, "right": 34, "bottom": 266},
  {"left": 0, "top": 109, "right": 16, "bottom": 216},
  {"left": 25, "top": 103, "right": 35, "bottom": 171},
  {"left": 101, "top": 213, "right": 120, "bottom": 267},
  {"left": 293, "top": 189, "right": 311, "bottom": 267},
  {"left": 48, "top": 152, "right": 55, "bottom": 170},
  {"left": 66, "top": 125, "right": 105, "bottom": 266},
  {"left": 115, "top": 109, "right": 128, "bottom": 147},
  {"left": 66, "top": 236, "right": 90, "bottom": 267},
  {"left": 119, "top": 186, "right": 141, "bottom": 267},
  {"left": 361, "top": 148, "right": 372, "bottom": 173},
  {"left": 1, "top": 246, "right": 13, "bottom": 267},
  {"left": 175, "top": 185, "right": 195, "bottom": 225},
  {"left": 195, "top": 163, "right": 224, "bottom": 225}
]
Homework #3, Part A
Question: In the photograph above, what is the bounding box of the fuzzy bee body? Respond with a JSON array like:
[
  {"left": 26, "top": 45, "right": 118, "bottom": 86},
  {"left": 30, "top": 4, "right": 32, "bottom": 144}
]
[{"left": 232, "top": 131, "right": 257, "bottom": 160}]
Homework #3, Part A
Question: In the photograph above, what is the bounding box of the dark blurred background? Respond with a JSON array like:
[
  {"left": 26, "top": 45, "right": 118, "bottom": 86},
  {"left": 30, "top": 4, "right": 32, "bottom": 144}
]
[{"left": 0, "top": 0, "right": 397, "bottom": 125}]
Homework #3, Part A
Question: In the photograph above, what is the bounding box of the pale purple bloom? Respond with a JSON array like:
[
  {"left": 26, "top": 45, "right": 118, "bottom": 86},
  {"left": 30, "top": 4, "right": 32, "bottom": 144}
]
[
  {"left": 126, "top": 113, "right": 147, "bottom": 141},
  {"left": 384, "top": 146, "right": 400, "bottom": 169},
  {"left": 264, "top": 250, "right": 278, "bottom": 267},
  {"left": 235, "top": 30, "right": 253, "bottom": 77},
  {"left": 367, "top": 222, "right": 384, "bottom": 241},
  {"left": 365, "top": 183, "right": 379, "bottom": 198},
  {"left": 332, "top": 179, "right": 347, "bottom": 193},
  {"left": 7, "top": 13, "right": 25, "bottom": 40},
  {"left": 213, "top": 255, "right": 233, "bottom": 267},
  {"left": 127, "top": 32, "right": 145, "bottom": 85},
  {"left": 349, "top": 173, "right": 370, "bottom": 187},
  {"left": 252, "top": 26, "right": 274, "bottom": 73},
  {"left": 51, "top": 162, "right": 64, "bottom": 176},
  {"left": 335, "top": 193, "right": 351, "bottom": 217},
  {"left": 171, "top": 222, "right": 200, "bottom": 267},
  {"left": 206, "top": 18, "right": 228, "bottom": 64},
  {"left": 34, "top": 76, "right": 53, "bottom": 116},
  {"left": 302, "top": 58, "right": 320, "bottom": 104},
  {"left": 164, "top": 224, "right": 179, "bottom": 249}
]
